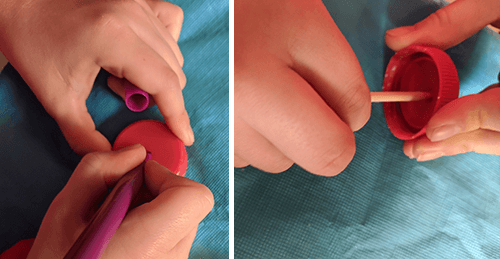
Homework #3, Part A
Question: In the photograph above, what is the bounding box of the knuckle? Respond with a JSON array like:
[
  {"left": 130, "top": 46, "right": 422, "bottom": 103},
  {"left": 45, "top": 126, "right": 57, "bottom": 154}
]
[
  {"left": 258, "top": 158, "right": 293, "bottom": 174},
  {"left": 180, "top": 184, "right": 215, "bottom": 213},
  {"left": 80, "top": 152, "right": 105, "bottom": 172},
  {"left": 338, "top": 80, "right": 371, "bottom": 129},
  {"left": 169, "top": 4, "right": 184, "bottom": 25},
  {"left": 166, "top": 4, "right": 184, "bottom": 24},
  {"left": 95, "top": 10, "right": 122, "bottom": 30},
  {"left": 93, "top": 2, "right": 138, "bottom": 36},
  {"left": 94, "top": 12, "right": 127, "bottom": 39},
  {"left": 153, "top": 64, "right": 181, "bottom": 93},
  {"left": 342, "top": 80, "right": 370, "bottom": 113},
  {"left": 117, "top": 0, "right": 143, "bottom": 15},
  {"left": 433, "top": 9, "right": 453, "bottom": 26},
  {"left": 155, "top": 1, "right": 183, "bottom": 24},
  {"left": 418, "top": 9, "right": 453, "bottom": 29}
]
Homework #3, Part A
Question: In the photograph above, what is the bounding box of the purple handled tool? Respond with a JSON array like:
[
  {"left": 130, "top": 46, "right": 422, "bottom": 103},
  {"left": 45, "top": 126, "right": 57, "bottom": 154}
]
[
  {"left": 64, "top": 153, "right": 151, "bottom": 259},
  {"left": 124, "top": 80, "right": 150, "bottom": 112}
]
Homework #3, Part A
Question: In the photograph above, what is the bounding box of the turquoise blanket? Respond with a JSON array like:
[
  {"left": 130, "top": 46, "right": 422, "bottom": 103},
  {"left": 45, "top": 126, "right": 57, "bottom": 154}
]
[
  {"left": 0, "top": 0, "right": 228, "bottom": 257},
  {"left": 235, "top": 0, "right": 500, "bottom": 258}
]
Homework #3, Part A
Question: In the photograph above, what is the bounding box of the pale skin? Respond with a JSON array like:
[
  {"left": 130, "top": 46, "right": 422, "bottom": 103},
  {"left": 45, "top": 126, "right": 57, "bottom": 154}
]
[
  {"left": 385, "top": 0, "right": 500, "bottom": 161},
  {"left": 235, "top": 0, "right": 371, "bottom": 176},
  {"left": 27, "top": 144, "right": 214, "bottom": 259},
  {"left": 0, "top": 0, "right": 194, "bottom": 156}
]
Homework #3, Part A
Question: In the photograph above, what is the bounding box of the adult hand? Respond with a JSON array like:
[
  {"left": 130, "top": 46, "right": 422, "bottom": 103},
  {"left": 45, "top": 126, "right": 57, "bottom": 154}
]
[
  {"left": 0, "top": 0, "right": 193, "bottom": 156},
  {"left": 27, "top": 144, "right": 214, "bottom": 258},
  {"left": 385, "top": 0, "right": 500, "bottom": 161},
  {"left": 235, "top": 0, "right": 371, "bottom": 176}
]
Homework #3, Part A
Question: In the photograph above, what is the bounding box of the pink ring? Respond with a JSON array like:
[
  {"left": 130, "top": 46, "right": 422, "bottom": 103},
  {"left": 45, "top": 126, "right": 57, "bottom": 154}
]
[{"left": 124, "top": 81, "right": 149, "bottom": 112}]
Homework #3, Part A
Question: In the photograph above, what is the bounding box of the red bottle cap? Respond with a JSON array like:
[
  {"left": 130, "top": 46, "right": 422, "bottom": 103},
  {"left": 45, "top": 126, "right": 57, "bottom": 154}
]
[
  {"left": 383, "top": 45, "right": 459, "bottom": 140},
  {"left": 113, "top": 120, "right": 188, "bottom": 176}
]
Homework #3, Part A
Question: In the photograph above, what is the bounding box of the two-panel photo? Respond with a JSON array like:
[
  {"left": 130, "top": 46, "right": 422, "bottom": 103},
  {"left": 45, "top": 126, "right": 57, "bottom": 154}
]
[{"left": 1, "top": 0, "right": 500, "bottom": 258}]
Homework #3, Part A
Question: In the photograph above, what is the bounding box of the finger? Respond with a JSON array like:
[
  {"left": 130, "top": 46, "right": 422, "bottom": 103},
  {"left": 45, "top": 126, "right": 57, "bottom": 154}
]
[
  {"left": 404, "top": 129, "right": 500, "bottom": 161},
  {"left": 132, "top": 0, "right": 184, "bottom": 66},
  {"left": 235, "top": 115, "right": 293, "bottom": 173},
  {"left": 385, "top": 0, "right": 500, "bottom": 51},
  {"left": 425, "top": 88, "right": 500, "bottom": 142},
  {"left": 145, "top": 0, "right": 184, "bottom": 42},
  {"left": 97, "top": 32, "right": 194, "bottom": 146},
  {"left": 234, "top": 154, "right": 249, "bottom": 168},
  {"left": 126, "top": 7, "right": 186, "bottom": 87},
  {"left": 53, "top": 102, "right": 112, "bottom": 156},
  {"left": 290, "top": 3, "right": 371, "bottom": 131},
  {"left": 107, "top": 76, "right": 157, "bottom": 108},
  {"left": 236, "top": 61, "right": 356, "bottom": 177},
  {"left": 55, "top": 144, "right": 147, "bottom": 221},
  {"left": 169, "top": 226, "right": 198, "bottom": 258},
  {"left": 151, "top": 17, "right": 185, "bottom": 68},
  {"left": 150, "top": 23, "right": 184, "bottom": 68},
  {"left": 109, "top": 161, "right": 213, "bottom": 254}
]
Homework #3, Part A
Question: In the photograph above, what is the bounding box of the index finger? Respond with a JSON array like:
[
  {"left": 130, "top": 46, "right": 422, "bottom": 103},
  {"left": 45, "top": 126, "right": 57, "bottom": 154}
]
[
  {"left": 53, "top": 101, "right": 112, "bottom": 156},
  {"left": 385, "top": 0, "right": 500, "bottom": 51},
  {"left": 289, "top": 2, "right": 371, "bottom": 131},
  {"left": 236, "top": 61, "right": 356, "bottom": 177},
  {"left": 97, "top": 31, "right": 194, "bottom": 146},
  {"left": 104, "top": 160, "right": 213, "bottom": 256},
  {"left": 425, "top": 88, "right": 500, "bottom": 142}
]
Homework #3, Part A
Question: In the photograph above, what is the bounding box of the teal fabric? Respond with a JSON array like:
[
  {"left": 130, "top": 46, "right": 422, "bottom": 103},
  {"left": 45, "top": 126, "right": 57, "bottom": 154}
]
[
  {"left": 0, "top": 0, "right": 228, "bottom": 257},
  {"left": 235, "top": 0, "right": 500, "bottom": 258}
]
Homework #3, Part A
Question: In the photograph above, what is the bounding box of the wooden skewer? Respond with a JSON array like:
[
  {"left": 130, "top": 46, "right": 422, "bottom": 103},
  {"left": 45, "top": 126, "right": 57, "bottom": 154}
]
[{"left": 371, "top": 91, "right": 432, "bottom": 103}]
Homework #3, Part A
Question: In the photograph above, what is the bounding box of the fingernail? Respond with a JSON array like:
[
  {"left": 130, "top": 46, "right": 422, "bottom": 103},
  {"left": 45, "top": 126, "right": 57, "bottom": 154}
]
[
  {"left": 386, "top": 26, "right": 413, "bottom": 37},
  {"left": 185, "top": 124, "right": 195, "bottom": 145},
  {"left": 411, "top": 145, "right": 425, "bottom": 159},
  {"left": 428, "top": 124, "right": 461, "bottom": 142},
  {"left": 416, "top": 151, "right": 445, "bottom": 162},
  {"left": 119, "top": 143, "right": 143, "bottom": 152},
  {"left": 406, "top": 149, "right": 416, "bottom": 159}
]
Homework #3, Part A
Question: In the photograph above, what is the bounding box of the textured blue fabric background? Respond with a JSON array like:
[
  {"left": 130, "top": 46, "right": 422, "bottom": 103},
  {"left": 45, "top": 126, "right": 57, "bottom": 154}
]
[
  {"left": 235, "top": 0, "right": 500, "bottom": 258},
  {"left": 0, "top": 0, "right": 228, "bottom": 257}
]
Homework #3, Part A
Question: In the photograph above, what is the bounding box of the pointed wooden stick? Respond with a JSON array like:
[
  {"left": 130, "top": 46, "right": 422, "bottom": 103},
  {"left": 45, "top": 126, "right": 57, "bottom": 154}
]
[{"left": 371, "top": 91, "right": 432, "bottom": 103}]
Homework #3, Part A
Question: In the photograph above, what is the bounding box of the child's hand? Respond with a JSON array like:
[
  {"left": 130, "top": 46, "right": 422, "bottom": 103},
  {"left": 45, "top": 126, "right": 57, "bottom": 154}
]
[
  {"left": 235, "top": 0, "right": 371, "bottom": 176},
  {"left": 27, "top": 145, "right": 214, "bottom": 259},
  {"left": 385, "top": 0, "right": 500, "bottom": 161},
  {"left": 0, "top": 0, "right": 193, "bottom": 156},
  {"left": 404, "top": 87, "right": 500, "bottom": 161}
]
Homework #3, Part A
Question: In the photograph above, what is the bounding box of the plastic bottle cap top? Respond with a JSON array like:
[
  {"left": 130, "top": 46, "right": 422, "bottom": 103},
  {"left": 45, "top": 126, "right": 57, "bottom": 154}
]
[
  {"left": 113, "top": 120, "right": 188, "bottom": 176},
  {"left": 383, "top": 45, "right": 459, "bottom": 140}
]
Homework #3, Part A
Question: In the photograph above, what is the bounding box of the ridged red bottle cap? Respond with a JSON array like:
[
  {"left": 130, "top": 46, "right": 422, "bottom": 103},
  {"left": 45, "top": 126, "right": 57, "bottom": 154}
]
[
  {"left": 383, "top": 45, "right": 459, "bottom": 140},
  {"left": 113, "top": 120, "right": 188, "bottom": 176}
]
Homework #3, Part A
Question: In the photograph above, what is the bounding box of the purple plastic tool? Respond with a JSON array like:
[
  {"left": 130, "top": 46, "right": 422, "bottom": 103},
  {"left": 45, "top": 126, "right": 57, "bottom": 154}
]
[
  {"left": 124, "top": 80, "right": 150, "bottom": 112},
  {"left": 64, "top": 154, "right": 151, "bottom": 259}
]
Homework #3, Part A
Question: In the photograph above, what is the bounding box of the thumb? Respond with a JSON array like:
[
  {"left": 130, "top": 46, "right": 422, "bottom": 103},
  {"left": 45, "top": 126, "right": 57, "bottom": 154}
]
[
  {"left": 52, "top": 102, "right": 112, "bottom": 156},
  {"left": 27, "top": 144, "right": 147, "bottom": 259},
  {"left": 58, "top": 144, "right": 147, "bottom": 221},
  {"left": 385, "top": 0, "right": 500, "bottom": 51},
  {"left": 425, "top": 87, "right": 500, "bottom": 142}
]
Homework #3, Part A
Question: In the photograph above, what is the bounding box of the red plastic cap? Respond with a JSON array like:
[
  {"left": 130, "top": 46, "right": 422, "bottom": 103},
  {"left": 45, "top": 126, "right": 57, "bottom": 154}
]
[
  {"left": 113, "top": 120, "right": 188, "bottom": 176},
  {"left": 383, "top": 45, "right": 459, "bottom": 140}
]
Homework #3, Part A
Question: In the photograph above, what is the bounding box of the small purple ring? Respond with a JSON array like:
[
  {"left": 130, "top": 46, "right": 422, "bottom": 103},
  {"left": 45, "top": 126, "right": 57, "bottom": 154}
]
[{"left": 124, "top": 81, "right": 149, "bottom": 112}]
